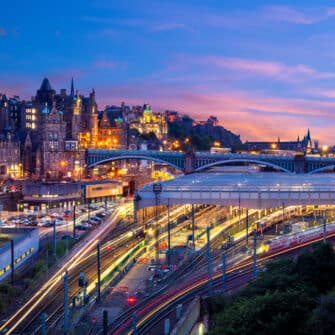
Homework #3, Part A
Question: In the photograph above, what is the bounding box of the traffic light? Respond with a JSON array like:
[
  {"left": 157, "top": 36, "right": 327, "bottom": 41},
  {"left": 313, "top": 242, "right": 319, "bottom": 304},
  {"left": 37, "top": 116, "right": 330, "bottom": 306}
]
[{"left": 127, "top": 295, "right": 136, "bottom": 305}]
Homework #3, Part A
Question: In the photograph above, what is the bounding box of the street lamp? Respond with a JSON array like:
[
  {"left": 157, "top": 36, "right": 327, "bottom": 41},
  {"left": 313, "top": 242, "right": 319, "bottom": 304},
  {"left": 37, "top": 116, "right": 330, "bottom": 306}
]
[
  {"left": 237, "top": 182, "right": 241, "bottom": 229},
  {"left": 153, "top": 183, "right": 162, "bottom": 265},
  {"left": 322, "top": 145, "right": 329, "bottom": 157}
]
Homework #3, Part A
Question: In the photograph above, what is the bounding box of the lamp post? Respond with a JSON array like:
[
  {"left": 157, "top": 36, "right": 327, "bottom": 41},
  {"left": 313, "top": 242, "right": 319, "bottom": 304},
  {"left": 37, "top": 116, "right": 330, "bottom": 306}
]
[
  {"left": 73, "top": 204, "right": 76, "bottom": 238},
  {"left": 253, "top": 229, "right": 263, "bottom": 278},
  {"left": 206, "top": 226, "right": 213, "bottom": 295},
  {"left": 167, "top": 198, "right": 171, "bottom": 267},
  {"left": 237, "top": 183, "right": 241, "bottom": 230},
  {"left": 153, "top": 183, "right": 162, "bottom": 265},
  {"left": 323, "top": 210, "right": 327, "bottom": 243}
]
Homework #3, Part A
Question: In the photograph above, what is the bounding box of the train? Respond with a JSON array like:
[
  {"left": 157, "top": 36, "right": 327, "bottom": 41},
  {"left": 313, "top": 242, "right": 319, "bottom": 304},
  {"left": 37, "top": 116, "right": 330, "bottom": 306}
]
[
  {"left": 255, "top": 206, "right": 298, "bottom": 234},
  {"left": 257, "top": 222, "right": 335, "bottom": 255}
]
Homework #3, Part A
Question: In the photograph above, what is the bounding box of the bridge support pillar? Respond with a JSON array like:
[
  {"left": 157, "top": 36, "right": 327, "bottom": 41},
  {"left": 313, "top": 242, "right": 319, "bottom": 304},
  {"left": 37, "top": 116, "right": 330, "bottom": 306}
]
[{"left": 184, "top": 150, "right": 195, "bottom": 174}]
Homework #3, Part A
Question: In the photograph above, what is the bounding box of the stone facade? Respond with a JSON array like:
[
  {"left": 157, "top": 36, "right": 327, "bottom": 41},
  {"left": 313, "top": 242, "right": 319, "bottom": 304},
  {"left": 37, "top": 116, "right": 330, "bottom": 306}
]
[{"left": 22, "top": 78, "right": 95, "bottom": 179}]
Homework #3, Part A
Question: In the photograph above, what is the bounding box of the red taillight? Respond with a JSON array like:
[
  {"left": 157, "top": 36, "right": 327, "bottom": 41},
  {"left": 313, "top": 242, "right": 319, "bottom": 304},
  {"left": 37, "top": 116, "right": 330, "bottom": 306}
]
[{"left": 127, "top": 296, "right": 136, "bottom": 304}]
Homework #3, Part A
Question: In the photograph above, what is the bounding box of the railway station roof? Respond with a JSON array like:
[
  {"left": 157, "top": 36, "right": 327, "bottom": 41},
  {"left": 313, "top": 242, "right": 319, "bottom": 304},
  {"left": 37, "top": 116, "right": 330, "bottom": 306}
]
[{"left": 136, "top": 172, "right": 335, "bottom": 210}]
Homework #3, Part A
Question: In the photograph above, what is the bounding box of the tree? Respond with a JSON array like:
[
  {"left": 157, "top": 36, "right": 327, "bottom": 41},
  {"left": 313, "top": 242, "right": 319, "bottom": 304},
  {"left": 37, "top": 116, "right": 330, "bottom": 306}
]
[
  {"left": 209, "top": 289, "right": 315, "bottom": 335},
  {"left": 307, "top": 295, "right": 335, "bottom": 335},
  {"left": 294, "top": 243, "right": 335, "bottom": 293},
  {"left": 208, "top": 242, "right": 335, "bottom": 335}
]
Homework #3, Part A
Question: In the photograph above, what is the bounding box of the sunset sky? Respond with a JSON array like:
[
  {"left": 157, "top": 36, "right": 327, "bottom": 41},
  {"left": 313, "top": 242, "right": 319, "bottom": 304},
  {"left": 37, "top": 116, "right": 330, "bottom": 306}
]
[{"left": 2, "top": 1, "right": 335, "bottom": 144}]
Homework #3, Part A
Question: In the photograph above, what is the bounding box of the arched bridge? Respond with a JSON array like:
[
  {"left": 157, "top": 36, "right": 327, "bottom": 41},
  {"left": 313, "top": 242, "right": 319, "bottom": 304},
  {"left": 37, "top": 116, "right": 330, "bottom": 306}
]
[{"left": 86, "top": 149, "right": 335, "bottom": 174}]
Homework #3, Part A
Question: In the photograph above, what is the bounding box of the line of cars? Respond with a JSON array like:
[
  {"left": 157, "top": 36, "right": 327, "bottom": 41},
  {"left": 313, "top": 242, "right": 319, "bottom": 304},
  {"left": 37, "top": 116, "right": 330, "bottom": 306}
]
[
  {"left": 75, "top": 211, "right": 110, "bottom": 230},
  {"left": 6, "top": 209, "right": 79, "bottom": 228},
  {"left": 5, "top": 214, "right": 65, "bottom": 227}
]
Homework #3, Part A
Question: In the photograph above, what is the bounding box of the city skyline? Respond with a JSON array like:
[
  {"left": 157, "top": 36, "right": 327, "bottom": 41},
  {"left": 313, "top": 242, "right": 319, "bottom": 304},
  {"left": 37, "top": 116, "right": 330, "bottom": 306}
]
[{"left": 2, "top": 1, "right": 335, "bottom": 143}]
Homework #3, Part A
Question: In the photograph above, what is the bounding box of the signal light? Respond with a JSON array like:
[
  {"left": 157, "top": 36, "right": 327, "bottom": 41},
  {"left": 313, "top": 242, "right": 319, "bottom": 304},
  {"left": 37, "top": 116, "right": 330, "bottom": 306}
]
[
  {"left": 127, "top": 295, "right": 136, "bottom": 304},
  {"left": 107, "top": 245, "right": 112, "bottom": 251}
]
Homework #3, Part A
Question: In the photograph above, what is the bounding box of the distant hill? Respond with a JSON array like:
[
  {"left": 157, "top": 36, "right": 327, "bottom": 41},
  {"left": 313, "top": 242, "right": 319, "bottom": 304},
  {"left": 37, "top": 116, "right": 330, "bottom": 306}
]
[{"left": 167, "top": 115, "right": 242, "bottom": 151}]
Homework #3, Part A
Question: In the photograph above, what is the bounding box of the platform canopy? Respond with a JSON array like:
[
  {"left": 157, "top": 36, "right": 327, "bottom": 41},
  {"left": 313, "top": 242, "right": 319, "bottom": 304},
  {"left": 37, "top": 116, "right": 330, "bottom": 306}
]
[{"left": 135, "top": 172, "right": 335, "bottom": 210}]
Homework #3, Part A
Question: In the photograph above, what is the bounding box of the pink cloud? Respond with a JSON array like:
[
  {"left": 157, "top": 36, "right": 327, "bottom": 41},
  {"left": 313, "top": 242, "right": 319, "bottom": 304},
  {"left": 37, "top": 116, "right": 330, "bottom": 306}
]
[
  {"left": 196, "top": 55, "right": 335, "bottom": 82},
  {"left": 95, "top": 81, "right": 335, "bottom": 145}
]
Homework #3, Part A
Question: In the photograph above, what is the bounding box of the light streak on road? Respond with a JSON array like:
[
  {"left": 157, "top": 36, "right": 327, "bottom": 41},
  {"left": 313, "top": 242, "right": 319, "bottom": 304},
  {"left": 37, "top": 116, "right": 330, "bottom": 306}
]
[
  {"left": 124, "top": 231, "right": 335, "bottom": 335},
  {"left": 0, "top": 206, "right": 129, "bottom": 334}
]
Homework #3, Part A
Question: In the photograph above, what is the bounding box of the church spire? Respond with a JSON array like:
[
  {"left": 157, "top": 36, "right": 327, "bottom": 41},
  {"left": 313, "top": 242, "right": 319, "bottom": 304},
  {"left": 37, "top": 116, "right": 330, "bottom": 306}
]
[{"left": 70, "top": 78, "right": 74, "bottom": 96}]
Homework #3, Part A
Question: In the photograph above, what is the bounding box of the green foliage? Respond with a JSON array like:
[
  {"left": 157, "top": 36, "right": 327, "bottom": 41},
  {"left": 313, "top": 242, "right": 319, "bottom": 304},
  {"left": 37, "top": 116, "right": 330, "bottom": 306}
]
[
  {"left": 208, "top": 242, "right": 335, "bottom": 335},
  {"left": 294, "top": 242, "right": 335, "bottom": 293},
  {"left": 55, "top": 239, "right": 76, "bottom": 258},
  {"left": 307, "top": 295, "right": 335, "bottom": 335},
  {"left": 31, "top": 259, "right": 47, "bottom": 279},
  {"left": 23, "top": 277, "right": 35, "bottom": 288},
  {"left": 210, "top": 289, "right": 315, "bottom": 335},
  {"left": 140, "top": 131, "right": 158, "bottom": 141},
  {"left": 168, "top": 121, "right": 188, "bottom": 139}
]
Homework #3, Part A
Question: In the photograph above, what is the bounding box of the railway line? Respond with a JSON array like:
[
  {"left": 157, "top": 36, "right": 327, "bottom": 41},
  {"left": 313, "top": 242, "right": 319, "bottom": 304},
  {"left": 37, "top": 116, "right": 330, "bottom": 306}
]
[{"left": 110, "top": 231, "right": 335, "bottom": 335}]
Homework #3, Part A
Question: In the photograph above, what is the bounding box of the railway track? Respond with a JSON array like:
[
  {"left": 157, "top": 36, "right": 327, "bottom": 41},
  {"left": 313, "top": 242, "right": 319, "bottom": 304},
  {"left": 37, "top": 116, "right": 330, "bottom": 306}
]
[
  {"left": 109, "top": 232, "right": 335, "bottom": 335},
  {"left": 13, "top": 234, "right": 143, "bottom": 334}
]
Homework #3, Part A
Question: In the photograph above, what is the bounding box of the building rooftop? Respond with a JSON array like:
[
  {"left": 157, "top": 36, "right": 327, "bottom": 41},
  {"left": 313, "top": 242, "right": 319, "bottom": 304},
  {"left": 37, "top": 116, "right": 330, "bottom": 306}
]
[{"left": 39, "top": 78, "right": 53, "bottom": 91}]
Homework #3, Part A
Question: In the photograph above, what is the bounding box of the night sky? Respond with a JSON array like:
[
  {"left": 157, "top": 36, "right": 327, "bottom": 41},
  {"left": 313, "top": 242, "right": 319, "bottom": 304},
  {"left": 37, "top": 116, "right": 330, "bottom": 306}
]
[{"left": 2, "top": 0, "right": 335, "bottom": 144}]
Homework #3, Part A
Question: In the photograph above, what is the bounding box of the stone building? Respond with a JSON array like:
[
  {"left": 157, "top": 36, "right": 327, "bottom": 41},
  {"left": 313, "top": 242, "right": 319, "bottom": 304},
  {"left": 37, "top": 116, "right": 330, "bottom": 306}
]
[
  {"left": 21, "top": 78, "right": 95, "bottom": 179},
  {"left": 130, "top": 104, "right": 167, "bottom": 141},
  {"left": 0, "top": 140, "right": 21, "bottom": 178}
]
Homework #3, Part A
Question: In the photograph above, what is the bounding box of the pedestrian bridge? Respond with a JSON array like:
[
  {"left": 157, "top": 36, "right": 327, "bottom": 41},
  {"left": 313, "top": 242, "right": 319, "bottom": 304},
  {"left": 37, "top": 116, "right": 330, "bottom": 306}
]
[
  {"left": 86, "top": 149, "right": 335, "bottom": 174},
  {"left": 135, "top": 173, "right": 335, "bottom": 210}
]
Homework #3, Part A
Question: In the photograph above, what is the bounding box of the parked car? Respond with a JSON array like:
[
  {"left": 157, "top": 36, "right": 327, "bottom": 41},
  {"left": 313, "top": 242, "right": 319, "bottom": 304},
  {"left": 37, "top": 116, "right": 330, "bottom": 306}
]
[
  {"left": 75, "top": 224, "right": 88, "bottom": 230},
  {"left": 54, "top": 219, "right": 63, "bottom": 226}
]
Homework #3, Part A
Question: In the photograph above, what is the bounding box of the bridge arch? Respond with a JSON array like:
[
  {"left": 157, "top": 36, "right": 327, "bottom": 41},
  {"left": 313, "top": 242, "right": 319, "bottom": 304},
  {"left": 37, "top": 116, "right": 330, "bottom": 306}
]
[
  {"left": 309, "top": 165, "right": 335, "bottom": 174},
  {"left": 194, "top": 159, "right": 292, "bottom": 173},
  {"left": 87, "top": 155, "right": 184, "bottom": 172}
]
